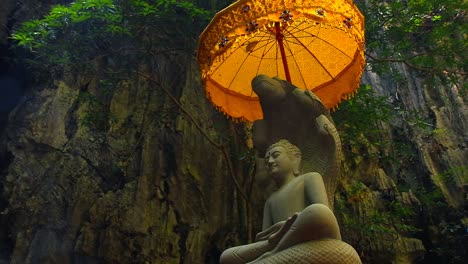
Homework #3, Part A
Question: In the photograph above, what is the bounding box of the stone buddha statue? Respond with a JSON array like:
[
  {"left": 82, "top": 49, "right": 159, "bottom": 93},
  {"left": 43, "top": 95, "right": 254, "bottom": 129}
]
[{"left": 219, "top": 75, "right": 362, "bottom": 264}]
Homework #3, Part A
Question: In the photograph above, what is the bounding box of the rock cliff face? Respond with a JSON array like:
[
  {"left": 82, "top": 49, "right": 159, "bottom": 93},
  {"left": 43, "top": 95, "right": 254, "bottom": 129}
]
[
  {"left": 334, "top": 64, "right": 467, "bottom": 263},
  {"left": 0, "top": 1, "right": 466, "bottom": 264},
  {"left": 0, "top": 2, "right": 259, "bottom": 263},
  {"left": 1, "top": 53, "right": 259, "bottom": 264}
]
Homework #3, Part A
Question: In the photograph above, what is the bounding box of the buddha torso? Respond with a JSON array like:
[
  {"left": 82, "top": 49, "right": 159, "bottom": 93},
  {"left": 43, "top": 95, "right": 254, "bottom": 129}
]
[{"left": 267, "top": 174, "right": 310, "bottom": 226}]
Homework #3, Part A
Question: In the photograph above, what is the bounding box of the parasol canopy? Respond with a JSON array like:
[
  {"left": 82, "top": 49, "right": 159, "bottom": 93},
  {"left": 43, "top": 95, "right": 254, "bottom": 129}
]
[{"left": 198, "top": 0, "right": 365, "bottom": 122}]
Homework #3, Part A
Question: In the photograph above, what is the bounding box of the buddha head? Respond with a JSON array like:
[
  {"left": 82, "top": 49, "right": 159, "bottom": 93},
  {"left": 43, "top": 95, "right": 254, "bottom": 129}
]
[{"left": 264, "top": 140, "right": 302, "bottom": 184}]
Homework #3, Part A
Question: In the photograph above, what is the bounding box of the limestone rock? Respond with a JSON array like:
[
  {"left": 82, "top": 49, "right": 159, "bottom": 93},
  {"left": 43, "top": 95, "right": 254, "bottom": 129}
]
[{"left": 393, "top": 237, "right": 425, "bottom": 264}]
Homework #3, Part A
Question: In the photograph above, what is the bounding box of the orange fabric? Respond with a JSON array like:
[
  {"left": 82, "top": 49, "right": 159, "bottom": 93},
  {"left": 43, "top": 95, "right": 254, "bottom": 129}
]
[
  {"left": 205, "top": 77, "right": 261, "bottom": 121},
  {"left": 198, "top": 0, "right": 365, "bottom": 122}
]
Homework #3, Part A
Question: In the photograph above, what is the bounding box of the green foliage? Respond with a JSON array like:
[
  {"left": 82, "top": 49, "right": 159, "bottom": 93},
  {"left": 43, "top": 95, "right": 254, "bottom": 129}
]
[
  {"left": 336, "top": 182, "right": 421, "bottom": 261},
  {"left": 431, "top": 219, "right": 467, "bottom": 264},
  {"left": 415, "top": 187, "right": 446, "bottom": 210},
  {"left": 75, "top": 79, "right": 116, "bottom": 131},
  {"left": 339, "top": 182, "right": 419, "bottom": 234},
  {"left": 359, "top": 0, "right": 467, "bottom": 83},
  {"left": 11, "top": 0, "right": 212, "bottom": 77},
  {"left": 361, "top": 208, "right": 419, "bottom": 238},
  {"left": 10, "top": 0, "right": 214, "bottom": 134},
  {"left": 434, "top": 166, "right": 467, "bottom": 184},
  {"left": 347, "top": 181, "right": 371, "bottom": 203},
  {"left": 77, "top": 91, "right": 116, "bottom": 131},
  {"left": 333, "top": 82, "right": 444, "bottom": 156},
  {"left": 401, "top": 108, "right": 434, "bottom": 134},
  {"left": 410, "top": 186, "right": 467, "bottom": 263},
  {"left": 333, "top": 85, "right": 392, "bottom": 149},
  {"left": 341, "top": 210, "right": 395, "bottom": 240}
]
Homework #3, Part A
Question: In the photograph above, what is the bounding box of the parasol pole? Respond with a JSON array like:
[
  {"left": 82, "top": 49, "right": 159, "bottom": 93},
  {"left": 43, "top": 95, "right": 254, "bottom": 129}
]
[{"left": 274, "top": 22, "right": 291, "bottom": 82}]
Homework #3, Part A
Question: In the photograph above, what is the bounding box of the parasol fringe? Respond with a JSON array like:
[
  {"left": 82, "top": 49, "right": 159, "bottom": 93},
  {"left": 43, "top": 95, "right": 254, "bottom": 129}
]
[
  {"left": 205, "top": 90, "right": 251, "bottom": 123},
  {"left": 331, "top": 56, "right": 365, "bottom": 112}
]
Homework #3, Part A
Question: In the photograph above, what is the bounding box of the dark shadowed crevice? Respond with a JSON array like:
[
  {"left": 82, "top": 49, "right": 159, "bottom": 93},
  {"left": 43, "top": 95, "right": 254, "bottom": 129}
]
[
  {"left": 0, "top": 4, "right": 32, "bottom": 262},
  {"left": 162, "top": 141, "right": 177, "bottom": 198},
  {"left": 173, "top": 208, "right": 191, "bottom": 264},
  {"left": 162, "top": 142, "right": 177, "bottom": 179},
  {"left": 0, "top": 150, "right": 14, "bottom": 263},
  {"left": 64, "top": 95, "right": 80, "bottom": 141},
  {"left": 0, "top": 2, "right": 29, "bottom": 133},
  {"left": 204, "top": 228, "right": 226, "bottom": 264},
  {"left": 204, "top": 244, "right": 222, "bottom": 264},
  {"left": 0, "top": 53, "right": 26, "bottom": 134}
]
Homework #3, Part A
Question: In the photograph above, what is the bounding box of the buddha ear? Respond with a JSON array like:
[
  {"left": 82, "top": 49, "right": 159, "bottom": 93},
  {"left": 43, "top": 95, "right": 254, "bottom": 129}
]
[
  {"left": 292, "top": 154, "right": 301, "bottom": 176},
  {"left": 293, "top": 168, "right": 300, "bottom": 176}
]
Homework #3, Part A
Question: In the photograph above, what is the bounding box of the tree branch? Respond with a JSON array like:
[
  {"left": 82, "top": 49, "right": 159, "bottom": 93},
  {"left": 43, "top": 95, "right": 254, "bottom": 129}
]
[
  {"left": 365, "top": 51, "right": 467, "bottom": 76},
  {"left": 134, "top": 70, "right": 249, "bottom": 202}
]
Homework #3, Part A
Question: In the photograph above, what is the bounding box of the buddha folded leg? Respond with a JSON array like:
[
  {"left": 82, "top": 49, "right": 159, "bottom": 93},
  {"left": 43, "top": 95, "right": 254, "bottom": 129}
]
[
  {"left": 251, "top": 204, "right": 341, "bottom": 262},
  {"left": 220, "top": 214, "right": 298, "bottom": 264},
  {"left": 246, "top": 204, "right": 362, "bottom": 264},
  {"left": 274, "top": 203, "right": 341, "bottom": 252},
  {"left": 249, "top": 239, "right": 362, "bottom": 264},
  {"left": 219, "top": 240, "right": 272, "bottom": 264}
]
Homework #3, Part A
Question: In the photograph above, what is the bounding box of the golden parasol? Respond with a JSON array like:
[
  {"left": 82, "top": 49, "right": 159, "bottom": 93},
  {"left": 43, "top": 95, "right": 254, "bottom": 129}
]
[{"left": 198, "top": 0, "right": 365, "bottom": 122}]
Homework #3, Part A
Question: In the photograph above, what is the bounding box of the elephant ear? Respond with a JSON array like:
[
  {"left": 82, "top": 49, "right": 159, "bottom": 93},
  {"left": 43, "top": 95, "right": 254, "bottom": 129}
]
[{"left": 252, "top": 78, "right": 342, "bottom": 210}]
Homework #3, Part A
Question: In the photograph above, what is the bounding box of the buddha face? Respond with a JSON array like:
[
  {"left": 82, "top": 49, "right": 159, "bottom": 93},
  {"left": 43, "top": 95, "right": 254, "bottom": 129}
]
[{"left": 264, "top": 146, "right": 297, "bottom": 180}]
